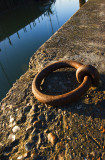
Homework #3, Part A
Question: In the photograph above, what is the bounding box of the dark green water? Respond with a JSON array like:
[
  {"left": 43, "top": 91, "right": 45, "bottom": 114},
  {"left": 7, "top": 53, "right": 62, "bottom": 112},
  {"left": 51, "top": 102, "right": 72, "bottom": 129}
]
[{"left": 0, "top": 0, "right": 87, "bottom": 101}]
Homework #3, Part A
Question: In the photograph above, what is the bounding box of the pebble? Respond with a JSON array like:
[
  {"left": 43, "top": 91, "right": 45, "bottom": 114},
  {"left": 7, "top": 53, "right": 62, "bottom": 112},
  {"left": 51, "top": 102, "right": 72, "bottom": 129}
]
[
  {"left": 12, "top": 126, "right": 20, "bottom": 133},
  {"left": 37, "top": 133, "right": 41, "bottom": 149},
  {"left": 31, "top": 152, "right": 38, "bottom": 159},
  {"left": 9, "top": 121, "right": 16, "bottom": 128},
  {"left": 10, "top": 116, "right": 14, "bottom": 123},
  {"left": 58, "top": 109, "right": 62, "bottom": 114},
  {"left": 24, "top": 152, "right": 30, "bottom": 158},
  {"left": 30, "top": 97, "right": 35, "bottom": 105},
  {"left": 25, "top": 142, "right": 33, "bottom": 151},
  {"left": 8, "top": 134, "right": 16, "bottom": 141},
  {"left": 55, "top": 142, "right": 63, "bottom": 151},
  {"left": 6, "top": 105, "right": 12, "bottom": 109},
  {"left": 0, "top": 142, "right": 3, "bottom": 147},
  {"left": 16, "top": 110, "right": 23, "bottom": 122},
  {"left": 58, "top": 154, "right": 64, "bottom": 160},
  {"left": 48, "top": 133, "right": 57, "bottom": 145},
  {"left": 17, "top": 155, "right": 23, "bottom": 159},
  {"left": 44, "top": 129, "right": 49, "bottom": 134},
  {"left": 90, "top": 151, "right": 95, "bottom": 157}
]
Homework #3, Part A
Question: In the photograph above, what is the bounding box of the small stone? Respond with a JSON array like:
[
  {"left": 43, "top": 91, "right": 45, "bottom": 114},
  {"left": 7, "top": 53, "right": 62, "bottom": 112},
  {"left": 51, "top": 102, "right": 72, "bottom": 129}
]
[
  {"left": 1, "top": 103, "right": 6, "bottom": 110},
  {"left": 10, "top": 116, "right": 14, "bottom": 123},
  {"left": 55, "top": 142, "right": 63, "bottom": 151},
  {"left": 12, "top": 126, "right": 20, "bottom": 133},
  {"left": 8, "top": 134, "right": 16, "bottom": 141},
  {"left": 31, "top": 152, "right": 38, "bottom": 159},
  {"left": 17, "top": 155, "right": 23, "bottom": 159},
  {"left": 58, "top": 154, "right": 64, "bottom": 160},
  {"left": 90, "top": 151, "right": 96, "bottom": 157},
  {"left": 44, "top": 129, "right": 49, "bottom": 134},
  {"left": 25, "top": 142, "right": 33, "bottom": 151},
  {"left": 0, "top": 142, "right": 3, "bottom": 147},
  {"left": 38, "top": 105, "right": 43, "bottom": 109},
  {"left": 102, "top": 152, "right": 105, "bottom": 159},
  {"left": 7, "top": 105, "right": 12, "bottom": 109},
  {"left": 24, "top": 152, "right": 30, "bottom": 158},
  {"left": 9, "top": 121, "right": 16, "bottom": 128},
  {"left": 16, "top": 110, "right": 23, "bottom": 122},
  {"left": 58, "top": 109, "right": 62, "bottom": 114},
  {"left": 24, "top": 152, "right": 28, "bottom": 158},
  {"left": 48, "top": 133, "right": 57, "bottom": 145},
  {"left": 30, "top": 97, "right": 35, "bottom": 105},
  {"left": 37, "top": 133, "right": 42, "bottom": 149}
]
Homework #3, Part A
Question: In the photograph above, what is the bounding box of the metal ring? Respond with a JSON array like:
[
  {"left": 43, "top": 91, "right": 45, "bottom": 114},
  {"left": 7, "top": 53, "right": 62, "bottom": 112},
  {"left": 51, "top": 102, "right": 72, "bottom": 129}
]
[
  {"left": 32, "top": 60, "right": 92, "bottom": 106},
  {"left": 76, "top": 65, "right": 99, "bottom": 86}
]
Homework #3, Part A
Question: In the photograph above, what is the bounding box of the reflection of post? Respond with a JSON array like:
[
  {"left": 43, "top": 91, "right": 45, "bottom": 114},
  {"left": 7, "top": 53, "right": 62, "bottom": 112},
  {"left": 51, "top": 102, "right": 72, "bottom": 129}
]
[
  {"left": 23, "top": 27, "right": 27, "bottom": 33},
  {"left": 38, "top": 18, "right": 40, "bottom": 23},
  {"left": 17, "top": 31, "right": 20, "bottom": 39},
  {"left": 55, "top": 6, "right": 60, "bottom": 27},
  {"left": 29, "top": 24, "right": 32, "bottom": 30},
  {"left": 79, "top": 0, "right": 86, "bottom": 7},
  {"left": 48, "top": 13, "right": 54, "bottom": 34},
  {"left": 33, "top": 21, "right": 36, "bottom": 27},
  {"left": 8, "top": 37, "right": 12, "bottom": 46},
  {"left": 0, "top": 61, "right": 12, "bottom": 86}
]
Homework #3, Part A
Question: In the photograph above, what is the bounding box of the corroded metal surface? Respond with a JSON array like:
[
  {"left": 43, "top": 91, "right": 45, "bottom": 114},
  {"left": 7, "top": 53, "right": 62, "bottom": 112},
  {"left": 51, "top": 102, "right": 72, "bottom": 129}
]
[
  {"left": 76, "top": 64, "right": 100, "bottom": 86},
  {"left": 32, "top": 60, "right": 99, "bottom": 106}
]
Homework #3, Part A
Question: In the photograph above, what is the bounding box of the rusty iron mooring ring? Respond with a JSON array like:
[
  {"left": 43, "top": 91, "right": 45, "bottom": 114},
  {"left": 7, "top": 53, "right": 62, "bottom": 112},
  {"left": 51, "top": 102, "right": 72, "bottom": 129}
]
[{"left": 32, "top": 60, "right": 99, "bottom": 106}]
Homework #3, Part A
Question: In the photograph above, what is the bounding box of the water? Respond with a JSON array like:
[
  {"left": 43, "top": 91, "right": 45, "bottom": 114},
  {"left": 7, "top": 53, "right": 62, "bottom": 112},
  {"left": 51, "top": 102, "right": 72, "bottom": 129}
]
[{"left": 0, "top": 0, "right": 88, "bottom": 101}]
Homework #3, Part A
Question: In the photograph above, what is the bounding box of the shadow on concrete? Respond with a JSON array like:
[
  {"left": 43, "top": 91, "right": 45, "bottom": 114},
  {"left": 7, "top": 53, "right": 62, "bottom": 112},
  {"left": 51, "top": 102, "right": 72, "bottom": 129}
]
[{"left": 42, "top": 69, "right": 105, "bottom": 119}]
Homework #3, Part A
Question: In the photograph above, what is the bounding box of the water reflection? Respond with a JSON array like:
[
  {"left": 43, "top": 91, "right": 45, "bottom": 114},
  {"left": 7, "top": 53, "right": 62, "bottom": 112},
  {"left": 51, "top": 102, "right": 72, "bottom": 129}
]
[
  {"left": 0, "top": 0, "right": 56, "bottom": 43},
  {"left": 0, "top": 0, "right": 56, "bottom": 100},
  {"left": 79, "top": 0, "right": 86, "bottom": 7}
]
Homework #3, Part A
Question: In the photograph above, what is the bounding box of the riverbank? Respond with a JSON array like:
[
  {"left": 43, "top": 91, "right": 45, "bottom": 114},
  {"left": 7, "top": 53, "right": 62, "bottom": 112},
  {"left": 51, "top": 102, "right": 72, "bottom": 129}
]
[{"left": 0, "top": 0, "right": 105, "bottom": 159}]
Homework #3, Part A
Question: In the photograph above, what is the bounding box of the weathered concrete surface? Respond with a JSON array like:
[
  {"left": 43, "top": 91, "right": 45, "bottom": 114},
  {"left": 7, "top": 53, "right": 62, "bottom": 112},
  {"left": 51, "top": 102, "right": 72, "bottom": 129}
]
[{"left": 0, "top": 0, "right": 105, "bottom": 159}]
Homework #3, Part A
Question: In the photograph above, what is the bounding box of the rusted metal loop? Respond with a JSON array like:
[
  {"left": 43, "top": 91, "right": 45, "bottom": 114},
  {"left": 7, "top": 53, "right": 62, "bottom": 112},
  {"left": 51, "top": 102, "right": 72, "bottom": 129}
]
[
  {"left": 76, "top": 65, "right": 99, "bottom": 86},
  {"left": 32, "top": 60, "right": 93, "bottom": 106}
]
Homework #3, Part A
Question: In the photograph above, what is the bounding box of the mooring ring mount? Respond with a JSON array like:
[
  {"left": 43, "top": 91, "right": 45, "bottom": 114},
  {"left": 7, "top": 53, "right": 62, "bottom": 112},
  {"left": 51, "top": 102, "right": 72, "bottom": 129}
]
[{"left": 32, "top": 60, "right": 99, "bottom": 106}]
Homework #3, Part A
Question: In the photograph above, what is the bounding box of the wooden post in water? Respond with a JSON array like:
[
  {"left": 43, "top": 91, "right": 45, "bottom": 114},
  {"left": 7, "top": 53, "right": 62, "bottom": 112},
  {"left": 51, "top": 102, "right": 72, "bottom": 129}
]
[{"left": 79, "top": 0, "right": 86, "bottom": 7}]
